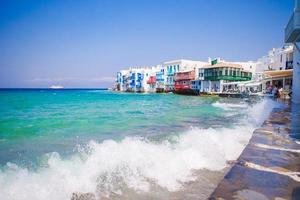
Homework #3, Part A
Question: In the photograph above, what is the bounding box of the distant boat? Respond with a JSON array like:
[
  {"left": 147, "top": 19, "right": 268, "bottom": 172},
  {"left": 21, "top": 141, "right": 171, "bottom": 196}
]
[{"left": 49, "top": 85, "right": 64, "bottom": 89}]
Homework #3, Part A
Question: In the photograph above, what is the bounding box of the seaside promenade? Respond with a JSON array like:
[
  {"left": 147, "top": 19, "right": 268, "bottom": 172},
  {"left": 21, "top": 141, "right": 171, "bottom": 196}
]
[{"left": 209, "top": 101, "right": 300, "bottom": 200}]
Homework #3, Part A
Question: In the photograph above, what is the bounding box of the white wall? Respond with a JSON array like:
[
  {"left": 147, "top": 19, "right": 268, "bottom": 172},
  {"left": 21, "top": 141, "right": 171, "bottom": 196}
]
[
  {"left": 119, "top": 69, "right": 129, "bottom": 91},
  {"left": 256, "top": 45, "right": 293, "bottom": 72},
  {"left": 233, "top": 61, "right": 257, "bottom": 74},
  {"left": 163, "top": 59, "right": 207, "bottom": 91}
]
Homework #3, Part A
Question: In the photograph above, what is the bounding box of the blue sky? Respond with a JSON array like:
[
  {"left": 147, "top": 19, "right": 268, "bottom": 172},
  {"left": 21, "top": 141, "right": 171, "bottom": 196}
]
[{"left": 0, "top": 0, "right": 294, "bottom": 88}]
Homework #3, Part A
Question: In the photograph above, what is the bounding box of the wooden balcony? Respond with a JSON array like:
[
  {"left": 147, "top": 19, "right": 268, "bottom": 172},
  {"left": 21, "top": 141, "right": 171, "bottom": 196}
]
[
  {"left": 147, "top": 76, "right": 156, "bottom": 84},
  {"left": 174, "top": 70, "right": 195, "bottom": 81}
]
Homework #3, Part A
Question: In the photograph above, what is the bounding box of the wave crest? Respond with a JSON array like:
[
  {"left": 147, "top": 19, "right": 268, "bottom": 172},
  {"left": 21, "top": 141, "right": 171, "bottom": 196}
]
[
  {"left": 0, "top": 125, "right": 254, "bottom": 200},
  {"left": 0, "top": 99, "right": 281, "bottom": 200}
]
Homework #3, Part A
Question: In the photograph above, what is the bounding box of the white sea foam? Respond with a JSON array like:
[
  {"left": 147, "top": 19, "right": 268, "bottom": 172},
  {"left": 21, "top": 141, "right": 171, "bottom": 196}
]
[
  {"left": 0, "top": 99, "right": 280, "bottom": 200},
  {"left": 213, "top": 99, "right": 282, "bottom": 127},
  {"left": 0, "top": 126, "right": 253, "bottom": 200},
  {"left": 247, "top": 99, "right": 283, "bottom": 127},
  {"left": 212, "top": 101, "right": 248, "bottom": 111}
]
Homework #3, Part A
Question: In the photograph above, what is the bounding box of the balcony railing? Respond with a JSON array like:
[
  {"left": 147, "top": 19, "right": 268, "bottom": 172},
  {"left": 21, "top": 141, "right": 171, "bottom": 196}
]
[
  {"left": 204, "top": 74, "right": 251, "bottom": 81},
  {"left": 147, "top": 76, "right": 156, "bottom": 84},
  {"left": 174, "top": 84, "right": 191, "bottom": 90},
  {"left": 174, "top": 71, "right": 195, "bottom": 81}
]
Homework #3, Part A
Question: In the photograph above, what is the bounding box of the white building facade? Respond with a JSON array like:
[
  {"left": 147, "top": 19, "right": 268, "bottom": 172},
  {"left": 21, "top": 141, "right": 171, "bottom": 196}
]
[
  {"left": 164, "top": 59, "right": 207, "bottom": 92},
  {"left": 256, "top": 45, "right": 293, "bottom": 72}
]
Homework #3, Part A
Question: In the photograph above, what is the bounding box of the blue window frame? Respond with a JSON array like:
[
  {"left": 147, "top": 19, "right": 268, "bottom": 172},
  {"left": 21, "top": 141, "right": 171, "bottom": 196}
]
[
  {"left": 137, "top": 73, "right": 142, "bottom": 81},
  {"left": 130, "top": 73, "right": 135, "bottom": 80}
]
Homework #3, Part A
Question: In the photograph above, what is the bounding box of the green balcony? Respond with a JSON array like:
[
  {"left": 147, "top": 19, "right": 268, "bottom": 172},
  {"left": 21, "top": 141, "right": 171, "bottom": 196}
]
[
  {"left": 204, "top": 75, "right": 251, "bottom": 81},
  {"left": 203, "top": 66, "right": 252, "bottom": 82}
]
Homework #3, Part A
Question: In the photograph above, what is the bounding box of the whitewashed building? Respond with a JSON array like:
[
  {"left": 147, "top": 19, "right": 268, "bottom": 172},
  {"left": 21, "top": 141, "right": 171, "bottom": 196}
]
[
  {"left": 285, "top": 0, "right": 300, "bottom": 103},
  {"left": 116, "top": 69, "right": 130, "bottom": 92},
  {"left": 232, "top": 61, "right": 257, "bottom": 74},
  {"left": 128, "top": 67, "right": 152, "bottom": 92},
  {"left": 256, "top": 45, "right": 293, "bottom": 72},
  {"left": 164, "top": 59, "right": 206, "bottom": 92},
  {"left": 116, "top": 65, "right": 164, "bottom": 93}
]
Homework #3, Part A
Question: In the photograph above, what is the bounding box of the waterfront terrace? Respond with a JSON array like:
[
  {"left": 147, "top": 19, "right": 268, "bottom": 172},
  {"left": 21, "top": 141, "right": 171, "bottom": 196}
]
[{"left": 201, "top": 62, "right": 252, "bottom": 82}]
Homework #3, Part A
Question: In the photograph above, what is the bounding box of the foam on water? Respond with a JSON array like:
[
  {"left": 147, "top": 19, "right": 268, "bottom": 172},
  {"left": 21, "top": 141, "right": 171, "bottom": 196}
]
[
  {"left": 247, "top": 98, "right": 283, "bottom": 127},
  {"left": 212, "top": 101, "right": 248, "bottom": 111},
  {"left": 0, "top": 99, "right": 281, "bottom": 200},
  {"left": 213, "top": 99, "right": 282, "bottom": 127}
]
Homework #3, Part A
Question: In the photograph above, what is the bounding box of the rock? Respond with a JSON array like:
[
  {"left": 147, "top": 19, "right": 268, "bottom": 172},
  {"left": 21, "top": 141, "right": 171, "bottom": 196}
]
[{"left": 71, "top": 192, "right": 96, "bottom": 200}]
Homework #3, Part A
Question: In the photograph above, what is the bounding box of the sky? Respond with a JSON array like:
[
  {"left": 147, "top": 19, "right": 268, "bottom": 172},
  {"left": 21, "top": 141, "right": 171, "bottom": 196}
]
[{"left": 0, "top": 0, "right": 294, "bottom": 88}]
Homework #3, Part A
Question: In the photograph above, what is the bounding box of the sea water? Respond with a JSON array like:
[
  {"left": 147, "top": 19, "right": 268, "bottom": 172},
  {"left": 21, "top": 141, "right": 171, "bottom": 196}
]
[{"left": 0, "top": 89, "right": 280, "bottom": 200}]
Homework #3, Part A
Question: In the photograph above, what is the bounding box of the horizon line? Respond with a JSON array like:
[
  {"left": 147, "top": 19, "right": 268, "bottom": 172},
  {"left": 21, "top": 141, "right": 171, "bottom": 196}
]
[{"left": 0, "top": 87, "right": 109, "bottom": 90}]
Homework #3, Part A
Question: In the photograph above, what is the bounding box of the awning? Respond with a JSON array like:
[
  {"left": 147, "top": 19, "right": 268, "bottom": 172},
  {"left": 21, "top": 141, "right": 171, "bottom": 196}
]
[
  {"left": 263, "top": 69, "right": 293, "bottom": 78},
  {"left": 244, "top": 82, "right": 262, "bottom": 87},
  {"left": 222, "top": 81, "right": 251, "bottom": 86}
]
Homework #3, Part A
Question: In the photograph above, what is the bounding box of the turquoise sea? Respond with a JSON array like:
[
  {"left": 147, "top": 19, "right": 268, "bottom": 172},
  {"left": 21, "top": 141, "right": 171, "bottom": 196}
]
[{"left": 0, "top": 89, "right": 279, "bottom": 200}]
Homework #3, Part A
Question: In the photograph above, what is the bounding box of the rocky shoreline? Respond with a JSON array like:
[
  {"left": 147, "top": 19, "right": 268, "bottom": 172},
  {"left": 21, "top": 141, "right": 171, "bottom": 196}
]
[{"left": 209, "top": 103, "right": 300, "bottom": 200}]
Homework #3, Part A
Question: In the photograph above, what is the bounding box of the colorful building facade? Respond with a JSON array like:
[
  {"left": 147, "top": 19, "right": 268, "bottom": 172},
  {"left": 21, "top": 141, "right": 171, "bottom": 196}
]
[
  {"left": 174, "top": 70, "right": 196, "bottom": 95},
  {"left": 155, "top": 67, "right": 165, "bottom": 92},
  {"left": 198, "top": 62, "right": 252, "bottom": 93}
]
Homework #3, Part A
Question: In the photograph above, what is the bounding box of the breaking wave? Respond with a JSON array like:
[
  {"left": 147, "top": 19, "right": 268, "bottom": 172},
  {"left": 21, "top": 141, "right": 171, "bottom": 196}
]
[
  {"left": 0, "top": 99, "right": 280, "bottom": 200},
  {"left": 212, "top": 101, "right": 248, "bottom": 110}
]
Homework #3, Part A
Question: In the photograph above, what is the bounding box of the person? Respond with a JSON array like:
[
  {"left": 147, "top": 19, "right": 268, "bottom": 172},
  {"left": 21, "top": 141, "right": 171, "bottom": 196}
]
[
  {"left": 272, "top": 85, "right": 279, "bottom": 98},
  {"left": 265, "top": 83, "right": 272, "bottom": 94},
  {"left": 279, "top": 87, "right": 284, "bottom": 98}
]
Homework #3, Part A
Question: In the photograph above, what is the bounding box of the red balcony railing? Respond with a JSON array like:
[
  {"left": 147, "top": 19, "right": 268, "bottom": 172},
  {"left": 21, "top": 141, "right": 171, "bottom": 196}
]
[
  {"left": 174, "top": 70, "right": 195, "bottom": 81},
  {"left": 147, "top": 76, "right": 156, "bottom": 84},
  {"left": 174, "top": 83, "right": 191, "bottom": 90}
]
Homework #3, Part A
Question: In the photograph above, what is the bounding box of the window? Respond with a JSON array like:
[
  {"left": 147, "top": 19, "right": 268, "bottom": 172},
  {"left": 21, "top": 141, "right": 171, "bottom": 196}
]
[{"left": 214, "top": 69, "right": 217, "bottom": 77}]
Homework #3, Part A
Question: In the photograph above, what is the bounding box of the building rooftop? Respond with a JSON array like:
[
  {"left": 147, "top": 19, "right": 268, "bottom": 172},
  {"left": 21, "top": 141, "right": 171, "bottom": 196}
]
[
  {"left": 163, "top": 59, "right": 207, "bottom": 65},
  {"left": 203, "top": 62, "right": 243, "bottom": 69}
]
